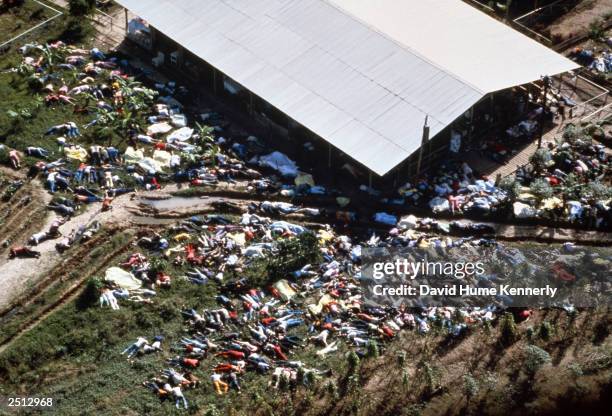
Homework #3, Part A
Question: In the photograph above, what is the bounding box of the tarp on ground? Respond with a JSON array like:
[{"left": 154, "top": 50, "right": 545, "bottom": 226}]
[
  {"left": 125, "top": 147, "right": 167, "bottom": 173},
  {"left": 167, "top": 127, "right": 194, "bottom": 143},
  {"left": 513, "top": 202, "right": 537, "bottom": 218},
  {"left": 138, "top": 157, "right": 165, "bottom": 174},
  {"left": 259, "top": 152, "right": 298, "bottom": 177},
  {"left": 273, "top": 279, "right": 296, "bottom": 300},
  {"left": 64, "top": 146, "right": 88, "bottom": 162},
  {"left": 541, "top": 197, "right": 563, "bottom": 210},
  {"left": 147, "top": 122, "right": 172, "bottom": 136},
  {"left": 153, "top": 149, "right": 172, "bottom": 168},
  {"left": 227, "top": 232, "right": 246, "bottom": 247},
  {"left": 308, "top": 294, "right": 345, "bottom": 315},
  {"left": 124, "top": 146, "right": 144, "bottom": 164},
  {"left": 295, "top": 172, "right": 315, "bottom": 187},
  {"left": 105, "top": 267, "right": 142, "bottom": 290}
]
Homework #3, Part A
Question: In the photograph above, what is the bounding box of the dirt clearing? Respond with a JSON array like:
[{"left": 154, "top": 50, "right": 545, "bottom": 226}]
[{"left": 549, "top": 0, "right": 612, "bottom": 39}]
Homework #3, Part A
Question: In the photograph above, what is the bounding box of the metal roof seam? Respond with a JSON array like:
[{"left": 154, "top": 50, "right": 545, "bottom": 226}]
[{"left": 321, "top": 0, "right": 486, "bottom": 95}]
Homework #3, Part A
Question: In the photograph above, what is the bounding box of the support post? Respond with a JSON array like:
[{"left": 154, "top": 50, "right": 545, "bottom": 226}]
[
  {"left": 538, "top": 75, "right": 550, "bottom": 149},
  {"left": 368, "top": 171, "right": 372, "bottom": 189},
  {"left": 327, "top": 143, "right": 332, "bottom": 168},
  {"left": 505, "top": 0, "right": 512, "bottom": 21},
  {"left": 213, "top": 68, "right": 217, "bottom": 95},
  {"left": 574, "top": 75, "right": 578, "bottom": 95},
  {"left": 416, "top": 115, "right": 430, "bottom": 173},
  {"left": 467, "top": 107, "right": 474, "bottom": 144},
  {"left": 124, "top": 8, "right": 128, "bottom": 34}
]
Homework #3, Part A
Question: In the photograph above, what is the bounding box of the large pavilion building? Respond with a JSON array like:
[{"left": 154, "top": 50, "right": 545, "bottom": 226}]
[{"left": 115, "top": 0, "right": 578, "bottom": 179}]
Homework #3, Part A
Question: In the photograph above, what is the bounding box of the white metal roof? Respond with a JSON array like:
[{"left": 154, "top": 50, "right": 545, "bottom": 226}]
[{"left": 116, "top": 0, "right": 578, "bottom": 176}]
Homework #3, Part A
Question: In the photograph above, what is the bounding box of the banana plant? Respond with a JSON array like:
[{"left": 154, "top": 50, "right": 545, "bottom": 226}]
[{"left": 195, "top": 122, "right": 215, "bottom": 143}]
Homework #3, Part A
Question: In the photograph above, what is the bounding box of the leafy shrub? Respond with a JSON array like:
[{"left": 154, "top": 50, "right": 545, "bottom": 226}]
[
  {"left": 347, "top": 351, "right": 360, "bottom": 374},
  {"left": 499, "top": 176, "right": 521, "bottom": 199},
  {"left": 76, "top": 277, "right": 103, "bottom": 310},
  {"left": 245, "top": 231, "right": 320, "bottom": 287},
  {"left": 463, "top": 374, "right": 480, "bottom": 400},
  {"left": 539, "top": 321, "right": 554, "bottom": 341},
  {"left": 530, "top": 178, "right": 553, "bottom": 200},
  {"left": 580, "top": 181, "right": 612, "bottom": 200},
  {"left": 524, "top": 345, "right": 551, "bottom": 375},
  {"left": 499, "top": 312, "right": 517, "bottom": 346},
  {"left": 304, "top": 370, "right": 317, "bottom": 389},
  {"left": 529, "top": 148, "right": 552, "bottom": 172},
  {"left": 60, "top": 18, "right": 89, "bottom": 42},
  {"left": 567, "top": 363, "right": 583, "bottom": 377},
  {"left": 68, "top": 0, "right": 95, "bottom": 16},
  {"left": 366, "top": 340, "right": 379, "bottom": 358}
]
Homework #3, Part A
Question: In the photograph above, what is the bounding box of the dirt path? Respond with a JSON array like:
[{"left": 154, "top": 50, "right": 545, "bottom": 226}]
[
  {"left": 0, "top": 180, "right": 137, "bottom": 309},
  {"left": 135, "top": 185, "right": 612, "bottom": 245},
  {"left": 0, "top": 179, "right": 609, "bottom": 358},
  {"left": 2, "top": 170, "right": 610, "bottom": 313},
  {"left": 549, "top": 0, "right": 612, "bottom": 39},
  {"left": 0, "top": 236, "right": 132, "bottom": 355}
]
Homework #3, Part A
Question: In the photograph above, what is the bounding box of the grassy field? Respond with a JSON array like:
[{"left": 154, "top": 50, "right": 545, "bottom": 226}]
[
  {"left": 0, "top": 4, "right": 96, "bottom": 169},
  {"left": 0, "top": 230, "right": 334, "bottom": 416},
  {"left": 0, "top": 1, "right": 60, "bottom": 45},
  {"left": 0, "top": 5, "right": 610, "bottom": 416}
]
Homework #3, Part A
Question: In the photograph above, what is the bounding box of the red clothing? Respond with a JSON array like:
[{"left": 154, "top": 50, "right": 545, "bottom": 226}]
[
  {"left": 357, "top": 313, "right": 376, "bottom": 322},
  {"left": 216, "top": 350, "right": 245, "bottom": 360},
  {"left": 381, "top": 326, "right": 395, "bottom": 338},
  {"left": 214, "top": 363, "right": 241, "bottom": 373},
  {"left": 182, "top": 358, "right": 199, "bottom": 368},
  {"left": 157, "top": 273, "right": 171, "bottom": 283},
  {"left": 261, "top": 317, "right": 276, "bottom": 326},
  {"left": 271, "top": 344, "right": 287, "bottom": 361},
  {"left": 10, "top": 246, "right": 29, "bottom": 256}
]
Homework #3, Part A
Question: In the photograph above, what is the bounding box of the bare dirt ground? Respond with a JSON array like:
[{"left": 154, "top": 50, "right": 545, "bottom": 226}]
[
  {"left": 549, "top": 0, "right": 612, "bottom": 38},
  {"left": 4, "top": 173, "right": 610, "bottom": 314},
  {"left": 0, "top": 174, "right": 137, "bottom": 309}
]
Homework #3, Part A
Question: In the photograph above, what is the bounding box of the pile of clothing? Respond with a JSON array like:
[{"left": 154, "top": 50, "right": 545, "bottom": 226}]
[
  {"left": 510, "top": 127, "right": 611, "bottom": 229},
  {"left": 570, "top": 48, "right": 612, "bottom": 73},
  {"left": 398, "top": 161, "right": 509, "bottom": 215},
  {"left": 118, "top": 212, "right": 520, "bottom": 406}
]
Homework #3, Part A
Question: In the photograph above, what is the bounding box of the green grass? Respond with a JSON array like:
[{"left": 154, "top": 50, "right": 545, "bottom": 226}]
[
  {"left": 0, "top": 226, "right": 328, "bottom": 415},
  {"left": 0, "top": 229, "right": 134, "bottom": 346},
  {"left": 0, "top": 7, "right": 609, "bottom": 416},
  {"left": 0, "top": 275, "right": 221, "bottom": 415},
  {"left": 0, "top": 9, "right": 96, "bottom": 168},
  {"left": 0, "top": 1, "right": 58, "bottom": 45}
]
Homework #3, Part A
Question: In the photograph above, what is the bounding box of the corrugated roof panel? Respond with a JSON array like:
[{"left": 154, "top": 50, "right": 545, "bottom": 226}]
[
  {"left": 287, "top": 93, "right": 354, "bottom": 140},
  {"left": 115, "top": 0, "right": 579, "bottom": 175},
  {"left": 330, "top": 120, "right": 410, "bottom": 173},
  {"left": 328, "top": 0, "right": 578, "bottom": 92}
]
